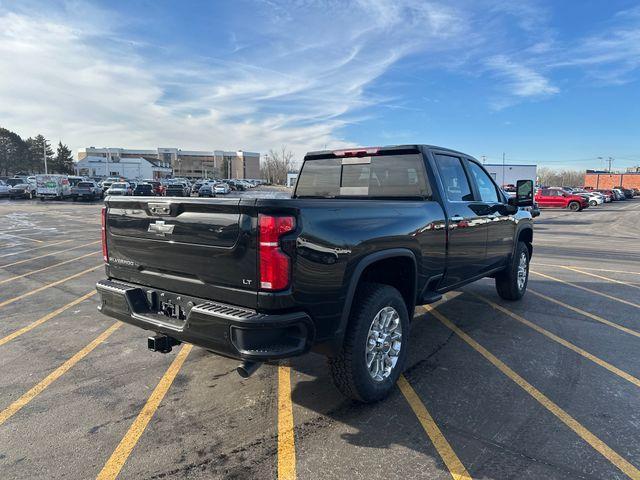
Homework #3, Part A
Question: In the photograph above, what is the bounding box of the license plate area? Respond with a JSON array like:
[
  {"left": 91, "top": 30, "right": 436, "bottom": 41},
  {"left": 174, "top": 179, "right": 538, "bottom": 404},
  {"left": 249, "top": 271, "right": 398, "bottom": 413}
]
[
  {"left": 160, "top": 300, "right": 186, "bottom": 321},
  {"left": 144, "top": 290, "right": 195, "bottom": 324}
]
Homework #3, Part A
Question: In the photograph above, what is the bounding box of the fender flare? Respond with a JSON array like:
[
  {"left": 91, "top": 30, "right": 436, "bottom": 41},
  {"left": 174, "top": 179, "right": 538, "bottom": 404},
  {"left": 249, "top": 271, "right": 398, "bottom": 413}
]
[
  {"left": 330, "top": 248, "right": 418, "bottom": 351},
  {"left": 513, "top": 224, "right": 533, "bottom": 260}
]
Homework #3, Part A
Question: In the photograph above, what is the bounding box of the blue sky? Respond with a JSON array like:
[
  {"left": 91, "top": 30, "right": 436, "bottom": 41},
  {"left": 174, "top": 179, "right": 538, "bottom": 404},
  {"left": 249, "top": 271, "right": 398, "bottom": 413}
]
[{"left": 0, "top": 0, "right": 639, "bottom": 170}]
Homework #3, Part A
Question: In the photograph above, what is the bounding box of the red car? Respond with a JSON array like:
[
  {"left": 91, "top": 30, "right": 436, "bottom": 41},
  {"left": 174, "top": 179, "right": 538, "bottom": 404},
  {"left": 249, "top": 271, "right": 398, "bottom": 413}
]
[{"left": 535, "top": 188, "right": 589, "bottom": 211}]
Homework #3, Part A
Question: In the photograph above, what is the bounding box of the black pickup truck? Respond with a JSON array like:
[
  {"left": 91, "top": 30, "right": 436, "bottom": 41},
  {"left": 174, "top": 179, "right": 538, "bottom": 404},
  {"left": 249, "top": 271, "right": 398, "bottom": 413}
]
[{"left": 97, "top": 145, "right": 534, "bottom": 402}]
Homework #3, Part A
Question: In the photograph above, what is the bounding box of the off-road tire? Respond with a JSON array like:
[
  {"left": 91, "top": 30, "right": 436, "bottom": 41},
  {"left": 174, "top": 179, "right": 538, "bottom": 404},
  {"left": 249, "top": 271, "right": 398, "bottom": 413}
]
[
  {"left": 568, "top": 201, "right": 581, "bottom": 211},
  {"left": 328, "top": 282, "right": 409, "bottom": 403},
  {"left": 495, "top": 241, "right": 530, "bottom": 301}
]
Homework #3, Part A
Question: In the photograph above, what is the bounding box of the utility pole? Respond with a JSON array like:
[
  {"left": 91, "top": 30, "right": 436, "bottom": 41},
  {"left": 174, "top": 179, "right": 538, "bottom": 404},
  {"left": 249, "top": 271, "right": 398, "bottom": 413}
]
[
  {"left": 502, "top": 152, "right": 506, "bottom": 186},
  {"left": 43, "top": 141, "right": 48, "bottom": 174},
  {"left": 481, "top": 155, "right": 486, "bottom": 165},
  {"left": 105, "top": 148, "right": 110, "bottom": 178},
  {"left": 607, "top": 156, "right": 614, "bottom": 173}
]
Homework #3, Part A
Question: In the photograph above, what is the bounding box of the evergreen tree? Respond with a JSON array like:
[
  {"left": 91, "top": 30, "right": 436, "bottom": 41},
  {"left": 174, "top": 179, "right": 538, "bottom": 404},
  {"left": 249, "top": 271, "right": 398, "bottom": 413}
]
[
  {"left": 25, "top": 135, "right": 54, "bottom": 174},
  {"left": 53, "top": 141, "right": 75, "bottom": 174},
  {"left": 0, "top": 127, "right": 26, "bottom": 176}
]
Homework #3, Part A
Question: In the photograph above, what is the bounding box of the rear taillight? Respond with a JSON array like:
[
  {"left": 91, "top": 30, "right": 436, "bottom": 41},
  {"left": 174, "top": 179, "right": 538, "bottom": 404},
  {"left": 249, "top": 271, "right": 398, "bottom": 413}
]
[
  {"left": 101, "top": 207, "right": 108, "bottom": 262},
  {"left": 258, "top": 214, "right": 295, "bottom": 291}
]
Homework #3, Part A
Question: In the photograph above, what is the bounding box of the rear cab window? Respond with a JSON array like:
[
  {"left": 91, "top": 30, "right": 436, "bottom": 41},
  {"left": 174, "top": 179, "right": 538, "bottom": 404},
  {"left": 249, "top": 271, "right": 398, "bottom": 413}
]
[{"left": 294, "top": 150, "right": 432, "bottom": 199}]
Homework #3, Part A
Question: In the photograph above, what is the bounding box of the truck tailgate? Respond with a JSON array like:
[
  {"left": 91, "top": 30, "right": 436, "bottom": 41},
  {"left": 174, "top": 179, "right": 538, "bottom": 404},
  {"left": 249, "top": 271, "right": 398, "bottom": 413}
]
[{"left": 104, "top": 197, "right": 259, "bottom": 306}]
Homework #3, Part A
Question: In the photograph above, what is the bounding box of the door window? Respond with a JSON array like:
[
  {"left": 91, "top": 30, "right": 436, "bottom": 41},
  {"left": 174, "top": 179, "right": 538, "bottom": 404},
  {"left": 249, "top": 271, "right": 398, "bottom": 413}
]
[
  {"left": 466, "top": 161, "right": 499, "bottom": 203},
  {"left": 434, "top": 154, "right": 473, "bottom": 202}
]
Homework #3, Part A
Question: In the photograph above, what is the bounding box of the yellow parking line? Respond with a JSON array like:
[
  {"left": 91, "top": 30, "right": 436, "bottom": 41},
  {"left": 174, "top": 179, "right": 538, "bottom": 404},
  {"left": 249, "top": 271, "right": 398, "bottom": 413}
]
[
  {"left": 0, "top": 265, "right": 102, "bottom": 309},
  {"left": 278, "top": 364, "right": 296, "bottom": 480},
  {"left": 0, "top": 322, "right": 121, "bottom": 426},
  {"left": 472, "top": 293, "right": 640, "bottom": 388},
  {"left": 397, "top": 375, "right": 471, "bottom": 480},
  {"left": 533, "top": 263, "right": 640, "bottom": 276},
  {"left": 560, "top": 266, "right": 640, "bottom": 290},
  {"left": 0, "top": 233, "right": 44, "bottom": 243},
  {"left": 0, "top": 291, "right": 96, "bottom": 347},
  {"left": 0, "top": 250, "right": 100, "bottom": 285},
  {"left": 0, "top": 239, "right": 73, "bottom": 258},
  {"left": 0, "top": 240, "right": 101, "bottom": 268},
  {"left": 527, "top": 289, "right": 640, "bottom": 338},
  {"left": 96, "top": 344, "right": 193, "bottom": 480},
  {"left": 531, "top": 270, "right": 640, "bottom": 310},
  {"left": 424, "top": 305, "right": 640, "bottom": 480}
]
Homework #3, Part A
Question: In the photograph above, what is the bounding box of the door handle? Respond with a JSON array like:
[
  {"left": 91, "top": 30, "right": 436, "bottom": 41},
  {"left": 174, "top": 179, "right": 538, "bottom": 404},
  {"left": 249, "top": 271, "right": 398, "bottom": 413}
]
[{"left": 450, "top": 215, "right": 464, "bottom": 222}]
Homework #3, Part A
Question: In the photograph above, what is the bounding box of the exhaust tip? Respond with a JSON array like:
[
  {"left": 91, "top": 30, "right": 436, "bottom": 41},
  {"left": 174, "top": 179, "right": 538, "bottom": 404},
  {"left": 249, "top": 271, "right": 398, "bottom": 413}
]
[{"left": 237, "top": 361, "right": 262, "bottom": 378}]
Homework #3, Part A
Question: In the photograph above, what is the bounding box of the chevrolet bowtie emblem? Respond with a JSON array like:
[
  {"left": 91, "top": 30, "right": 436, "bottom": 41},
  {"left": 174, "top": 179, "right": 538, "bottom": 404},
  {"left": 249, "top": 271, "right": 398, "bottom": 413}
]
[{"left": 148, "top": 220, "right": 175, "bottom": 236}]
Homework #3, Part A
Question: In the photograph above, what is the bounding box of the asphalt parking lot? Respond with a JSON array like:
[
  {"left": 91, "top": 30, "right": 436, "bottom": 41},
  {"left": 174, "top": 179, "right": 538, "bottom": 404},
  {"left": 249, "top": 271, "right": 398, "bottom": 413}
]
[{"left": 0, "top": 197, "right": 639, "bottom": 480}]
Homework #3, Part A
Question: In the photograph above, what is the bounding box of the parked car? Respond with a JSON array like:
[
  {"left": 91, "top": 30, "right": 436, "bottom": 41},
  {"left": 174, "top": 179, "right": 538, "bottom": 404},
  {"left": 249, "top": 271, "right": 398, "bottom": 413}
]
[
  {"left": 133, "top": 183, "right": 154, "bottom": 196},
  {"left": 198, "top": 182, "right": 217, "bottom": 197},
  {"left": 67, "top": 176, "right": 87, "bottom": 188},
  {"left": 535, "top": 188, "right": 589, "bottom": 211},
  {"left": 72, "top": 181, "right": 103, "bottom": 201},
  {"left": 0, "top": 180, "right": 10, "bottom": 197},
  {"left": 616, "top": 187, "right": 635, "bottom": 199},
  {"left": 227, "top": 179, "right": 246, "bottom": 191},
  {"left": 164, "top": 182, "right": 189, "bottom": 197},
  {"left": 573, "top": 190, "right": 604, "bottom": 206},
  {"left": 106, "top": 182, "right": 132, "bottom": 196},
  {"left": 97, "top": 144, "right": 535, "bottom": 402},
  {"left": 612, "top": 188, "right": 627, "bottom": 200},
  {"left": 594, "top": 190, "right": 614, "bottom": 202},
  {"left": 7, "top": 178, "right": 36, "bottom": 199},
  {"left": 144, "top": 181, "right": 164, "bottom": 196},
  {"left": 36, "top": 174, "right": 72, "bottom": 201},
  {"left": 214, "top": 182, "right": 231, "bottom": 195}
]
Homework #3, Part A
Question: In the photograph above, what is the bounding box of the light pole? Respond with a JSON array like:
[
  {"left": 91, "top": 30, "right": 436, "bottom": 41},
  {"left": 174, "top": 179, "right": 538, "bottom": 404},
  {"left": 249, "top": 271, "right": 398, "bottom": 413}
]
[{"left": 43, "top": 141, "right": 48, "bottom": 174}]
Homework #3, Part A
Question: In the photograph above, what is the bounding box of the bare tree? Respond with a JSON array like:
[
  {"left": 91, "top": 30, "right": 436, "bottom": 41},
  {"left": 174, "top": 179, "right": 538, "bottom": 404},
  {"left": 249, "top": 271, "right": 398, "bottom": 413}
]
[
  {"left": 537, "top": 167, "right": 585, "bottom": 187},
  {"left": 261, "top": 146, "right": 295, "bottom": 185}
]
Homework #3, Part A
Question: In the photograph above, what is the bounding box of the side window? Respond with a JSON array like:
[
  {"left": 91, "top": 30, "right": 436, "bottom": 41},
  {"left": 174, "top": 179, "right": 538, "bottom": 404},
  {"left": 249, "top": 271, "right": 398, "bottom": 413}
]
[
  {"left": 434, "top": 154, "right": 473, "bottom": 202},
  {"left": 466, "top": 161, "right": 499, "bottom": 203}
]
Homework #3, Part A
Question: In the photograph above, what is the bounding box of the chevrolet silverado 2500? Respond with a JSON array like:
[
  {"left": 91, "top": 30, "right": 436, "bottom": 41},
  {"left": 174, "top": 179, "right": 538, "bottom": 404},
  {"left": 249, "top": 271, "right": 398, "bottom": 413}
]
[{"left": 97, "top": 145, "right": 534, "bottom": 402}]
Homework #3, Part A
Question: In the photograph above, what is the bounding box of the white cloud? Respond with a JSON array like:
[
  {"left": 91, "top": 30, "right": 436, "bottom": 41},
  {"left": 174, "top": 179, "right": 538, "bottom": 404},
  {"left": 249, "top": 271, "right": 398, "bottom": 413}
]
[
  {"left": 0, "top": 1, "right": 472, "bottom": 161},
  {"left": 552, "top": 6, "right": 640, "bottom": 84},
  {"left": 486, "top": 55, "right": 559, "bottom": 99},
  {"left": 1, "top": 0, "right": 636, "bottom": 161}
]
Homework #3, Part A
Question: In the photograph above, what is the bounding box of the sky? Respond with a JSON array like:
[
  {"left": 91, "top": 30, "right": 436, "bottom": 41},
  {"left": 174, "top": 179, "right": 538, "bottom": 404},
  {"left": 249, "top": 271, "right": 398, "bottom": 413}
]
[{"left": 0, "top": 0, "right": 639, "bottom": 170}]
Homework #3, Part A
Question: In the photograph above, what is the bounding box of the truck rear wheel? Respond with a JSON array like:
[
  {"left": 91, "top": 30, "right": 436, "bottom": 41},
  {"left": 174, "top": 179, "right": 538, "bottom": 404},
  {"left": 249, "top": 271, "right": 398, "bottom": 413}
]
[
  {"left": 328, "top": 282, "right": 409, "bottom": 403},
  {"left": 495, "top": 241, "right": 530, "bottom": 301}
]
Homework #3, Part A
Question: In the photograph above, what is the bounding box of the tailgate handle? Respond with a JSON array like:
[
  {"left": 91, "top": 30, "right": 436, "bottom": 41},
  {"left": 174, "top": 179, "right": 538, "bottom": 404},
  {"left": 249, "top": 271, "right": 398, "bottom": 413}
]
[{"left": 148, "top": 202, "right": 171, "bottom": 216}]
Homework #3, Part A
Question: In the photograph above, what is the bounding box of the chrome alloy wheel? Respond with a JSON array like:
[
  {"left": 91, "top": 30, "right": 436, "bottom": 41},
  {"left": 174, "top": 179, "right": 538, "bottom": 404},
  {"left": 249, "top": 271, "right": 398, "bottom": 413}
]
[
  {"left": 517, "top": 251, "right": 528, "bottom": 290},
  {"left": 365, "top": 306, "right": 402, "bottom": 382}
]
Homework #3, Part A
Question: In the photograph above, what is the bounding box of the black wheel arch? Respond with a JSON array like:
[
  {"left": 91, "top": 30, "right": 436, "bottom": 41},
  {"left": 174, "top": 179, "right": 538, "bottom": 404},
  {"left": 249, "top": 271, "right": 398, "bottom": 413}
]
[
  {"left": 327, "top": 248, "right": 418, "bottom": 354},
  {"left": 513, "top": 225, "right": 533, "bottom": 260}
]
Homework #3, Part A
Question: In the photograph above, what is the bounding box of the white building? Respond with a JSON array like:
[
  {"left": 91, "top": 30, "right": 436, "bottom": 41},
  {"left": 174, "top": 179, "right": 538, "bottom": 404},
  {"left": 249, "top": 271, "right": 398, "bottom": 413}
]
[
  {"left": 483, "top": 164, "right": 537, "bottom": 187},
  {"left": 286, "top": 172, "right": 299, "bottom": 188},
  {"left": 77, "top": 147, "right": 261, "bottom": 179},
  {"left": 75, "top": 155, "right": 172, "bottom": 179}
]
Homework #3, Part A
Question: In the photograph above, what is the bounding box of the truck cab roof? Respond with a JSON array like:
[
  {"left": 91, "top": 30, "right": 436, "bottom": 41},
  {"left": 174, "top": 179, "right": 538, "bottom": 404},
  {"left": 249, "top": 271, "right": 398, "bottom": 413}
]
[{"left": 304, "top": 144, "right": 476, "bottom": 161}]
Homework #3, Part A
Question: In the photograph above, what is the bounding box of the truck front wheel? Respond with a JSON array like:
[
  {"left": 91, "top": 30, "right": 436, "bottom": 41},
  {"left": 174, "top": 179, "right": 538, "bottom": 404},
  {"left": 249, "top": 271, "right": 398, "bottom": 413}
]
[
  {"left": 495, "top": 241, "right": 530, "bottom": 301},
  {"left": 328, "top": 283, "right": 409, "bottom": 402}
]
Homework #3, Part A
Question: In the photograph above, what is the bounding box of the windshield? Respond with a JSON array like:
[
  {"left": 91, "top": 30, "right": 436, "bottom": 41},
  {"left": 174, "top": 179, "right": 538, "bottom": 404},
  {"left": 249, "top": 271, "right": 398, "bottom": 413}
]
[
  {"left": 78, "top": 182, "right": 94, "bottom": 187},
  {"left": 112, "top": 183, "right": 127, "bottom": 188},
  {"left": 295, "top": 154, "right": 431, "bottom": 199}
]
